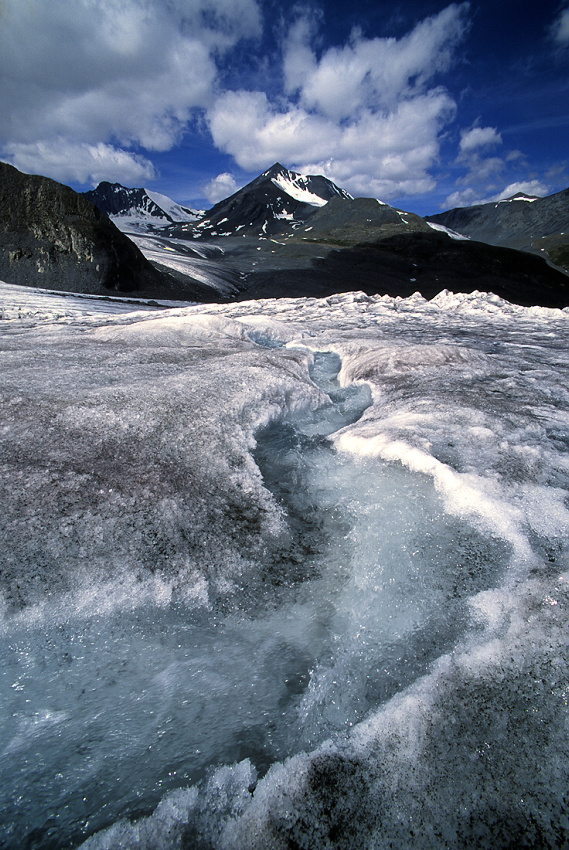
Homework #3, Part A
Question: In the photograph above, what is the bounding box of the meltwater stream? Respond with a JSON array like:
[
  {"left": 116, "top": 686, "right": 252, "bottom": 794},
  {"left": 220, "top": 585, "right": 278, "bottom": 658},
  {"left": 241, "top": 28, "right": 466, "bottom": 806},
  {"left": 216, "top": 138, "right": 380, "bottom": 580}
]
[{"left": 0, "top": 352, "right": 511, "bottom": 849}]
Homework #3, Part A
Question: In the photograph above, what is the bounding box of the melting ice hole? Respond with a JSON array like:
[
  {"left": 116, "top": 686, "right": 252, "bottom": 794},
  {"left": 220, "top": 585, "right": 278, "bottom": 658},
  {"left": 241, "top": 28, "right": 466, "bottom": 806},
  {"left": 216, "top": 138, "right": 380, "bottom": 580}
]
[{"left": 0, "top": 352, "right": 511, "bottom": 849}]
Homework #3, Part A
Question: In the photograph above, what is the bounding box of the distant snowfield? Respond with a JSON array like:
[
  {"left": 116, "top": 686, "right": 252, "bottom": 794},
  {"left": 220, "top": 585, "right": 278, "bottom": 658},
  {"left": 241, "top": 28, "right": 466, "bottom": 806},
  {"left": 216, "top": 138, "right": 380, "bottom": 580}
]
[
  {"left": 144, "top": 190, "right": 200, "bottom": 222},
  {"left": 1, "top": 283, "right": 568, "bottom": 849},
  {"left": 108, "top": 189, "right": 200, "bottom": 233},
  {"left": 498, "top": 195, "right": 538, "bottom": 204}
]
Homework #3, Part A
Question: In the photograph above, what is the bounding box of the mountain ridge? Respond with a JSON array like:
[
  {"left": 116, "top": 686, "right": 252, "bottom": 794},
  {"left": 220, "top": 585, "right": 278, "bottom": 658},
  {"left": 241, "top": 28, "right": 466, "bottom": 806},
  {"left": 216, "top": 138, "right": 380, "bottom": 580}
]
[
  {"left": 0, "top": 163, "right": 239, "bottom": 301},
  {"left": 428, "top": 187, "right": 569, "bottom": 272}
]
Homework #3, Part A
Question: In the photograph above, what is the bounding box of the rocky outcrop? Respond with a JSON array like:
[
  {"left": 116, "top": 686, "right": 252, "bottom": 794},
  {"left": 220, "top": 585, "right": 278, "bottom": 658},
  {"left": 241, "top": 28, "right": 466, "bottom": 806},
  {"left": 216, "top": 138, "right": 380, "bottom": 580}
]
[{"left": 0, "top": 162, "right": 165, "bottom": 294}]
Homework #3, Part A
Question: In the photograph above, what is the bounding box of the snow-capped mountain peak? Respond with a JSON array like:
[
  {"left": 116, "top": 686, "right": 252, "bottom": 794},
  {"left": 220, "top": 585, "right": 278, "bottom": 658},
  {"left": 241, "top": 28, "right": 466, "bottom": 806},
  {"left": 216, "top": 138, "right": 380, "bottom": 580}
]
[
  {"left": 82, "top": 182, "right": 200, "bottom": 232},
  {"left": 497, "top": 192, "right": 539, "bottom": 204},
  {"left": 193, "top": 163, "right": 353, "bottom": 238}
]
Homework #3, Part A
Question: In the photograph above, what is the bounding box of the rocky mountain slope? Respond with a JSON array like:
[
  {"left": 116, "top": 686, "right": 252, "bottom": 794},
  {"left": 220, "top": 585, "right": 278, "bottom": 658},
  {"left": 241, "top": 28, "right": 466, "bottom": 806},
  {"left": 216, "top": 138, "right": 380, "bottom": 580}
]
[
  {"left": 239, "top": 230, "right": 569, "bottom": 307},
  {"left": 288, "top": 195, "right": 432, "bottom": 245},
  {"left": 428, "top": 188, "right": 569, "bottom": 272}
]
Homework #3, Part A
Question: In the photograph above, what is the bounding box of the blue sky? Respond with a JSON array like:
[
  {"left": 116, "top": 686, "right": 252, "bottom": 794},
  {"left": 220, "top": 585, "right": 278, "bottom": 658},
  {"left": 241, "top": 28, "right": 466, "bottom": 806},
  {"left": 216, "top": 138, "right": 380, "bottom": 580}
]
[{"left": 0, "top": 0, "right": 568, "bottom": 215}]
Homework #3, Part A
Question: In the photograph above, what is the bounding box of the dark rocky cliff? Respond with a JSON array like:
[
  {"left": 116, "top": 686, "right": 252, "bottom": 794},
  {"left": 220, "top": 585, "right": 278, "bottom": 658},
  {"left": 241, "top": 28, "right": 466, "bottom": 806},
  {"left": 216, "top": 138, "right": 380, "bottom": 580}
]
[{"left": 0, "top": 162, "right": 165, "bottom": 295}]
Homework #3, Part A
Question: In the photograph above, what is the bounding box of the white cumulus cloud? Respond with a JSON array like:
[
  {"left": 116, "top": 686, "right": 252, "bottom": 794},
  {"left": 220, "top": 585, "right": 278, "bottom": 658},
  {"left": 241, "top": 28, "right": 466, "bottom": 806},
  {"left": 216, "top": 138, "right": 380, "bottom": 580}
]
[
  {"left": 444, "top": 179, "right": 548, "bottom": 209},
  {"left": 446, "top": 122, "right": 549, "bottom": 210},
  {"left": 208, "top": 3, "right": 470, "bottom": 199},
  {"left": 208, "top": 88, "right": 457, "bottom": 199},
  {"left": 284, "top": 3, "right": 469, "bottom": 119},
  {"left": 0, "top": 0, "right": 261, "bottom": 184},
  {"left": 3, "top": 140, "right": 157, "bottom": 187},
  {"left": 495, "top": 180, "right": 548, "bottom": 199},
  {"left": 202, "top": 172, "right": 241, "bottom": 204},
  {"left": 459, "top": 126, "right": 502, "bottom": 154}
]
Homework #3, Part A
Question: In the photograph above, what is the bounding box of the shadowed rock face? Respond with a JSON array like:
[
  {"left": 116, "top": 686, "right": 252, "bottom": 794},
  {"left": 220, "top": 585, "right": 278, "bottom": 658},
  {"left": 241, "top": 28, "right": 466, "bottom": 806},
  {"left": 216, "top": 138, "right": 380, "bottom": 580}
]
[
  {"left": 0, "top": 162, "right": 165, "bottom": 294},
  {"left": 239, "top": 231, "right": 569, "bottom": 307},
  {"left": 289, "top": 195, "right": 432, "bottom": 245}
]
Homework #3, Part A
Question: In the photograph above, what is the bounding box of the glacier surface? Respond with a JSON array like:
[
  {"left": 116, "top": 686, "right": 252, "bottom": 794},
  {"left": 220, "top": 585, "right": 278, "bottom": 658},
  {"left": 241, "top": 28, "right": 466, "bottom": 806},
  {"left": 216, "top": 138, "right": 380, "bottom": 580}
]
[{"left": 0, "top": 284, "right": 568, "bottom": 848}]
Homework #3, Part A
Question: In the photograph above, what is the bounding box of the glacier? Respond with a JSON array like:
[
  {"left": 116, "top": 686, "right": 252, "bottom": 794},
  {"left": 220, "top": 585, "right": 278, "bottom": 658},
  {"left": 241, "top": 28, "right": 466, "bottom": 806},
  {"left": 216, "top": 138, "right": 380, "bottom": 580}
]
[{"left": 0, "top": 284, "right": 568, "bottom": 848}]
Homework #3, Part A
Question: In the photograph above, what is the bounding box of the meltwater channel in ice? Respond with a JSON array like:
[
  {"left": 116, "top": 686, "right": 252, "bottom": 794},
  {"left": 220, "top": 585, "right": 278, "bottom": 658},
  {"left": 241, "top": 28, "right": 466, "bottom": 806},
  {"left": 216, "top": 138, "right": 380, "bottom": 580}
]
[{"left": 0, "top": 344, "right": 511, "bottom": 849}]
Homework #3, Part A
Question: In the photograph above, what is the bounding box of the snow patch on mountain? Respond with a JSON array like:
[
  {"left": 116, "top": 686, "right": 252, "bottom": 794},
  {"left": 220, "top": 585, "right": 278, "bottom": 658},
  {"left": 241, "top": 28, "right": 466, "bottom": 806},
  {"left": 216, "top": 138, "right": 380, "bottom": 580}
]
[
  {"left": 426, "top": 221, "right": 470, "bottom": 240},
  {"left": 271, "top": 175, "right": 329, "bottom": 207},
  {"left": 497, "top": 193, "right": 538, "bottom": 204},
  {"left": 266, "top": 164, "right": 353, "bottom": 205},
  {"left": 145, "top": 190, "right": 201, "bottom": 222}
]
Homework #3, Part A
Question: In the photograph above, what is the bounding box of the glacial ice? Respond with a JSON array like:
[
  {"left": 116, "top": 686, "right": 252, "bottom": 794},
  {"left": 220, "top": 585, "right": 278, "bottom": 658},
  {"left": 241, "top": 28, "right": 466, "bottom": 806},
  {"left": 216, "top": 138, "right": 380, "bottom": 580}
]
[
  {"left": 0, "top": 285, "right": 568, "bottom": 848},
  {"left": 126, "top": 234, "right": 239, "bottom": 296}
]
